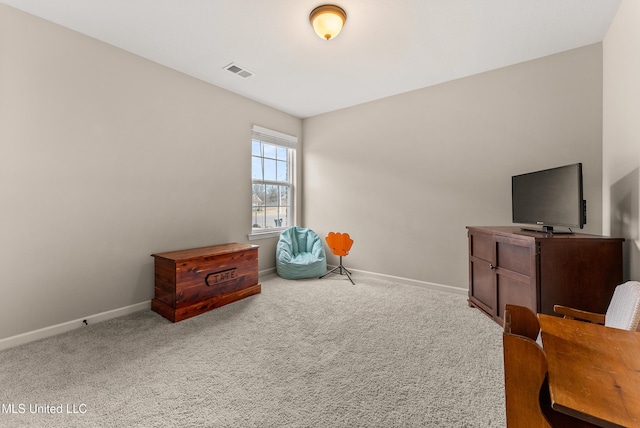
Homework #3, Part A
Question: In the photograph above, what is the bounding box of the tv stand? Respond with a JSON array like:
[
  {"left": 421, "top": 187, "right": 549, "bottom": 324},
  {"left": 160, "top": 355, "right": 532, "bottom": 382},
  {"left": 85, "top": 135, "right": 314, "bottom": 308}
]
[{"left": 467, "top": 226, "right": 623, "bottom": 325}]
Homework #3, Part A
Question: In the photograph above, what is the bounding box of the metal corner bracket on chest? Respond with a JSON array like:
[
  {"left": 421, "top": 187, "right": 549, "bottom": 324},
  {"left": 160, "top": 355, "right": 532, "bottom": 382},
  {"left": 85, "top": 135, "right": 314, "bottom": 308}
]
[{"left": 150, "top": 243, "right": 260, "bottom": 322}]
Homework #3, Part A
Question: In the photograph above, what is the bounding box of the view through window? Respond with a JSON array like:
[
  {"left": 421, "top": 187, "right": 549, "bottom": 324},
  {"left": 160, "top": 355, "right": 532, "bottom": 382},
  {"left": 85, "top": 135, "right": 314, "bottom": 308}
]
[{"left": 251, "top": 126, "right": 296, "bottom": 235}]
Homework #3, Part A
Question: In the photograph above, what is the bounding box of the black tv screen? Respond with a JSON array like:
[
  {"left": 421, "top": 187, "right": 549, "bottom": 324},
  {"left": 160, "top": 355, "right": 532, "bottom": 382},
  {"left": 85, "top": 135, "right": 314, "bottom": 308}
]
[{"left": 512, "top": 163, "right": 586, "bottom": 233}]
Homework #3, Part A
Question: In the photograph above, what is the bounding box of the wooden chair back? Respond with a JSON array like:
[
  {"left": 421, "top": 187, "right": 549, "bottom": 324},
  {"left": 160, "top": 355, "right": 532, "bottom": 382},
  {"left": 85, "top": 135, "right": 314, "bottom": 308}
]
[
  {"left": 503, "top": 306, "right": 599, "bottom": 428},
  {"left": 504, "top": 304, "right": 540, "bottom": 340},
  {"left": 503, "top": 328, "right": 552, "bottom": 428}
]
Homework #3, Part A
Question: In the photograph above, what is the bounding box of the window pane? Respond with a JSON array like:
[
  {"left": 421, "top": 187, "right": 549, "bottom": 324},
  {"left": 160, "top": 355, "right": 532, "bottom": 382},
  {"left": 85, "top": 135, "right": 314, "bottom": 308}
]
[
  {"left": 263, "top": 144, "right": 277, "bottom": 159},
  {"left": 264, "top": 158, "right": 276, "bottom": 181},
  {"left": 265, "top": 184, "right": 279, "bottom": 206},
  {"left": 252, "top": 183, "right": 265, "bottom": 207},
  {"left": 276, "top": 160, "right": 288, "bottom": 182},
  {"left": 252, "top": 140, "right": 262, "bottom": 156},
  {"left": 252, "top": 183, "right": 266, "bottom": 228},
  {"left": 279, "top": 185, "right": 289, "bottom": 206},
  {"left": 278, "top": 206, "right": 289, "bottom": 228},
  {"left": 276, "top": 146, "right": 287, "bottom": 161},
  {"left": 252, "top": 204, "right": 265, "bottom": 228},
  {"left": 251, "top": 156, "right": 263, "bottom": 180}
]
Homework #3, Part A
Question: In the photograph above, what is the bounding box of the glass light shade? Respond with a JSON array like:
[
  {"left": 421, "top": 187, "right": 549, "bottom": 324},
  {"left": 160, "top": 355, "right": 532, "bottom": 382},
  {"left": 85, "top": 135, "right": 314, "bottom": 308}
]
[{"left": 309, "top": 5, "right": 346, "bottom": 40}]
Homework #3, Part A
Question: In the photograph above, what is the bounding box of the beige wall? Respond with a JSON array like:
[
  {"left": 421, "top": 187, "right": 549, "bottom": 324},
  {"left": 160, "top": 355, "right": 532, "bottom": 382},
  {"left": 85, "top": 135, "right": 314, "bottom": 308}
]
[
  {"left": 0, "top": 4, "right": 301, "bottom": 340},
  {"left": 303, "top": 44, "right": 604, "bottom": 289},
  {"left": 603, "top": 0, "right": 640, "bottom": 281},
  {"left": 1, "top": 2, "right": 620, "bottom": 343}
]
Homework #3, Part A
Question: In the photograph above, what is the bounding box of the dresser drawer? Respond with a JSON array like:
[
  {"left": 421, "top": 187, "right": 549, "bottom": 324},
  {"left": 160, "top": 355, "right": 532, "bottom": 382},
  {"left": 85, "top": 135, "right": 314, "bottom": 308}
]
[
  {"left": 469, "top": 231, "right": 494, "bottom": 263},
  {"left": 496, "top": 238, "right": 533, "bottom": 277}
]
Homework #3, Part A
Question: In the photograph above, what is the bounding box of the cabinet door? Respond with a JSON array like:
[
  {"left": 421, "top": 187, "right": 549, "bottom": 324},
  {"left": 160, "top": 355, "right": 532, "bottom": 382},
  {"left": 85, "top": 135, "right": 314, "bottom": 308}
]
[
  {"left": 496, "top": 272, "right": 535, "bottom": 321},
  {"left": 537, "top": 239, "right": 622, "bottom": 315},
  {"left": 470, "top": 258, "right": 495, "bottom": 316},
  {"left": 468, "top": 231, "right": 496, "bottom": 317},
  {"left": 495, "top": 237, "right": 537, "bottom": 321}
]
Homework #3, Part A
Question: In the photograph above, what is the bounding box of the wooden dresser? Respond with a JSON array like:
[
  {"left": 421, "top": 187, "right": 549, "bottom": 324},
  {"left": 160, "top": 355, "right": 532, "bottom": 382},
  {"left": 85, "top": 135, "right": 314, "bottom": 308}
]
[
  {"left": 467, "top": 226, "right": 623, "bottom": 325},
  {"left": 151, "top": 243, "right": 260, "bottom": 322}
]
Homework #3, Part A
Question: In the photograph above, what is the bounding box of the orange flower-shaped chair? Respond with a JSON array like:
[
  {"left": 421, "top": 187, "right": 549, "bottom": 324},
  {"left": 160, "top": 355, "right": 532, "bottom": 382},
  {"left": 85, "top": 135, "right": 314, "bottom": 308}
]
[{"left": 320, "top": 232, "right": 354, "bottom": 284}]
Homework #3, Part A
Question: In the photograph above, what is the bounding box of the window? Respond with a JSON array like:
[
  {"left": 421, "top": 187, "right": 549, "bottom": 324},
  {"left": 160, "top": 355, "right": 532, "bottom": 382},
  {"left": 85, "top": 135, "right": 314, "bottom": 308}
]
[{"left": 250, "top": 125, "right": 297, "bottom": 238}]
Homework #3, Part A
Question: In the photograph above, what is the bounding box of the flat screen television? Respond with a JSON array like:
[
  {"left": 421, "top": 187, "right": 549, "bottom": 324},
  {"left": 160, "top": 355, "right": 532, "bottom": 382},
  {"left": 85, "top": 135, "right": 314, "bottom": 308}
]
[{"left": 511, "top": 163, "right": 586, "bottom": 234}]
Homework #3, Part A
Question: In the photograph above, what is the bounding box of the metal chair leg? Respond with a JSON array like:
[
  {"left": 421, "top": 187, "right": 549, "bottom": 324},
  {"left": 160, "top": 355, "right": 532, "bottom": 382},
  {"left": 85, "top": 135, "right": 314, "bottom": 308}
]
[
  {"left": 320, "top": 256, "right": 355, "bottom": 284},
  {"left": 319, "top": 265, "right": 341, "bottom": 279}
]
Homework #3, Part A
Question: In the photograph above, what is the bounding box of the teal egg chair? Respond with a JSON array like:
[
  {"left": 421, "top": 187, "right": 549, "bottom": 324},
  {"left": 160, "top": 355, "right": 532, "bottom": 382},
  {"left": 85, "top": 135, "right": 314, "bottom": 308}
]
[{"left": 276, "top": 227, "right": 327, "bottom": 279}]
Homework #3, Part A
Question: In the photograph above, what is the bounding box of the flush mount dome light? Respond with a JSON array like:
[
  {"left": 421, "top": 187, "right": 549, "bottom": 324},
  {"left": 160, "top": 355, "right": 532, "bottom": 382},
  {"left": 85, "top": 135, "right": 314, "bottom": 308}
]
[{"left": 309, "top": 5, "right": 347, "bottom": 40}]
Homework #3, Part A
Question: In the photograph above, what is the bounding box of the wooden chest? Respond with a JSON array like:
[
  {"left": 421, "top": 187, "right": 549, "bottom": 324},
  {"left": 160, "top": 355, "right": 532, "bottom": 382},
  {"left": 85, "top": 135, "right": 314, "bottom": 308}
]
[{"left": 151, "top": 243, "right": 260, "bottom": 322}]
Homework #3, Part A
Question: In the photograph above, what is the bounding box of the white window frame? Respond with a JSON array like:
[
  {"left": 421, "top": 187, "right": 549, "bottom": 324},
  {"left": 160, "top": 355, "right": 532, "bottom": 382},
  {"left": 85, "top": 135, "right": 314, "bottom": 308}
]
[{"left": 248, "top": 125, "right": 297, "bottom": 240}]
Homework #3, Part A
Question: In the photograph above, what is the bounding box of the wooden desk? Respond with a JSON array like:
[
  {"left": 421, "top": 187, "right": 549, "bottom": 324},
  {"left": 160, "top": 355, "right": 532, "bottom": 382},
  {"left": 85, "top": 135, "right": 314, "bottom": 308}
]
[{"left": 539, "top": 314, "right": 640, "bottom": 427}]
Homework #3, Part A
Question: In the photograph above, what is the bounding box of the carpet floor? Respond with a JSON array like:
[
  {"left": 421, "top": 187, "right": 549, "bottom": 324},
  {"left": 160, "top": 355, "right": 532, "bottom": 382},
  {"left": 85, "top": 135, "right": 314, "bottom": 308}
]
[{"left": 0, "top": 274, "right": 505, "bottom": 427}]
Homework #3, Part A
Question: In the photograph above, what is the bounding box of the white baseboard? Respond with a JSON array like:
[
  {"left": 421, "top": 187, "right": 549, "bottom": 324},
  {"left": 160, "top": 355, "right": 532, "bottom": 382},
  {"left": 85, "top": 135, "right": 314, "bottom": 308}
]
[
  {"left": 328, "top": 265, "right": 468, "bottom": 296},
  {"left": 0, "top": 301, "right": 150, "bottom": 351},
  {"left": 259, "top": 267, "right": 276, "bottom": 277}
]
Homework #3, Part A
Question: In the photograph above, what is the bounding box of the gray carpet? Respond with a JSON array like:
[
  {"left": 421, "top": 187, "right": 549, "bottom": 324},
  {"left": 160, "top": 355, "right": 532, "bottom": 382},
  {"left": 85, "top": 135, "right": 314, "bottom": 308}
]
[{"left": 0, "top": 274, "right": 505, "bottom": 427}]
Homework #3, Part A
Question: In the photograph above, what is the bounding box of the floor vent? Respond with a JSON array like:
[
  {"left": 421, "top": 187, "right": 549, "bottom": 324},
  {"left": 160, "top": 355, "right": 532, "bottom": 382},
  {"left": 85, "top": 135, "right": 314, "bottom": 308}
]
[{"left": 224, "top": 63, "right": 254, "bottom": 78}]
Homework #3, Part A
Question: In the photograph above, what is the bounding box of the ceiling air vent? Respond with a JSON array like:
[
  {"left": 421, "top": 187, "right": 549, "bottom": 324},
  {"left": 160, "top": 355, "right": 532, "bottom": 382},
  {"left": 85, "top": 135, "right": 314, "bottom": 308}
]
[{"left": 224, "top": 63, "right": 254, "bottom": 79}]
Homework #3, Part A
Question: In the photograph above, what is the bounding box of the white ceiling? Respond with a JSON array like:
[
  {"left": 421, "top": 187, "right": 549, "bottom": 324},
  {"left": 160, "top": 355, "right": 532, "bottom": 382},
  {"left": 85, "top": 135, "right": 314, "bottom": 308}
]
[{"left": 1, "top": 0, "right": 622, "bottom": 118}]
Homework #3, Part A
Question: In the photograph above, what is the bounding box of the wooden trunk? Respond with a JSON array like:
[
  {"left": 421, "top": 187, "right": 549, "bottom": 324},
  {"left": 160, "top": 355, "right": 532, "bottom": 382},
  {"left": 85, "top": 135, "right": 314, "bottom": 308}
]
[{"left": 151, "top": 243, "right": 260, "bottom": 322}]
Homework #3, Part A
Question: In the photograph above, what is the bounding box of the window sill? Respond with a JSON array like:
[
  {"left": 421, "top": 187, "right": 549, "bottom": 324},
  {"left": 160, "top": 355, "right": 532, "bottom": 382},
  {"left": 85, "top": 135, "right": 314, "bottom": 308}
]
[{"left": 248, "top": 229, "right": 285, "bottom": 241}]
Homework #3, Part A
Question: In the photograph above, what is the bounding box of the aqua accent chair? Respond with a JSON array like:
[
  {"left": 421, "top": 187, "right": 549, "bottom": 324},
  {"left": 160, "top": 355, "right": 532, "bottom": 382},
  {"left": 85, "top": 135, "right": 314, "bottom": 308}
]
[{"left": 276, "top": 227, "right": 327, "bottom": 279}]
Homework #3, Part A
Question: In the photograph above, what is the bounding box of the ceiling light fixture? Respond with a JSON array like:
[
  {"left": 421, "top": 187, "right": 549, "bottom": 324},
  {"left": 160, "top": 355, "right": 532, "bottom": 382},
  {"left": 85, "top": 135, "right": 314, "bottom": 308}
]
[{"left": 309, "top": 5, "right": 347, "bottom": 41}]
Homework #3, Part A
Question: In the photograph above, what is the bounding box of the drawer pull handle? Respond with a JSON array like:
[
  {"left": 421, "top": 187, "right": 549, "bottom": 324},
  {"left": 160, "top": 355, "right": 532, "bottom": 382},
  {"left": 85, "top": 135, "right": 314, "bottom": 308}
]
[{"left": 489, "top": 263, "right": 496, "bottom": 270}]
